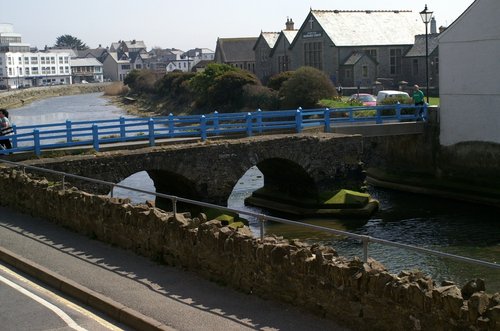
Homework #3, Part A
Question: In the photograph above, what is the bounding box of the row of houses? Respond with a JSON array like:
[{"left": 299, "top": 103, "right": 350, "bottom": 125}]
[
  {"left": 0, "top": 24, "right": 215, "bottom": 89},
  {"left": 215, "top": 9, "right": 442, "bottom": 91},
  {"left": 2, "top": 8, "right": 442, "bottom": 91}
]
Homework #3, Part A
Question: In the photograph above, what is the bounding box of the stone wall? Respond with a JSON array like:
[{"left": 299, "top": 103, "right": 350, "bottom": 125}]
[{"left": 0, "top": 168, "right": 499, "bottom": 330}]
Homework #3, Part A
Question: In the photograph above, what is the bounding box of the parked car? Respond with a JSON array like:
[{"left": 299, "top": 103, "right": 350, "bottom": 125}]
[
  {"left": 376, "top": 90, "right": 410, "bottom": 105},
  {"left": 348, "top": 93, "right": 377, "bottom": 106}
]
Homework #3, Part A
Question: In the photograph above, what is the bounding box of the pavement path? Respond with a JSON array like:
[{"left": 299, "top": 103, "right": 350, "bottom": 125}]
[{"left": 0, "top": 206, "right": 349, "bottom": 331}]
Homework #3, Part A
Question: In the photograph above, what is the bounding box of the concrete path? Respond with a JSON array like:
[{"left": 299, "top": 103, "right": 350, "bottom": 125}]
[{"left": 0, "top": 206, "right": 349, "bottom": 331}]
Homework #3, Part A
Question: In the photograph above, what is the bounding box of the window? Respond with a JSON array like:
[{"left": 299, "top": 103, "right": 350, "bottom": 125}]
[
  {"left": 64, "top": 57, "right": 69, "bottom": 64},
  {"left": 390, "top": 48, "right": 402, "bottom": 75},
  {"left": 51, "top": 57, "right": 55, "bottom": 64},
  {"left": 41, "top": 57, "right": 46, "bottom": 65},
  {"left": 365, "top": 49, "right": 377, "bottom": 61},
  {"left": 51, "top": 67, "right": 56, "bottom": 74},
  {"left": 24, "top": 57, "right": 29, "bottom": 65},
  {"left": 121, "top": 64, "right": 131, "bottom": 70},
  {"left": 59, "top": 66, "right": 64, "bottom": 73},
  {"left": 304, "top": 42, "right": 323, "bottom": 69},
  {"left": 362, "top": 65, "right": 368, "bottom": 78},
  {"left": 434, "top": 57, "right": 439, "bottom": 74},
  {"left": 25, "top": 68, "right": 30, "bottom": 75},
  {"left": 32, "top": 67, "right": 38, "bottom": 74},
  {"left": 7, "top": 57, "right": 12, "bottom": 65},
  {"left": 345, "top": 69, "right": 351, "bottom": 79},
  {"left": 31, "top": 57, "right": 38, "bottom": 64},
  {"left": 278, "top": 55, "right": 289, "bottom": 72}
]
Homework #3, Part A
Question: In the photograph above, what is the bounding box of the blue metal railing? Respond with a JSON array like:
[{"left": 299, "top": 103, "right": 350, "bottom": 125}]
[{"left": 0, "top": 104, "right": 427, "bottom": 156}]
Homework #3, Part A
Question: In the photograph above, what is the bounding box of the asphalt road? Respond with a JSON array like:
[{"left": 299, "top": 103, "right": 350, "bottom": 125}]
[{"left": 0, "top": 206, "right": 349, "bottom": 331}]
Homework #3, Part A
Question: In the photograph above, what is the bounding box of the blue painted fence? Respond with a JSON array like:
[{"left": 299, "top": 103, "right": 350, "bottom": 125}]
[{"left": 0, "top": 104, "right": 427, "bottom": 156}]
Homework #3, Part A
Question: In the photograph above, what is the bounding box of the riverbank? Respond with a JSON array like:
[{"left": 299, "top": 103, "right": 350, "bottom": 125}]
[{"left": 0, "top": 84, "right": 110, "bottom": 110}]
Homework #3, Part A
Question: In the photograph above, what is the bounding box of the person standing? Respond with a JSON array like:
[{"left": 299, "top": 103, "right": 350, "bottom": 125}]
[
  {"left": 0, "top": 108, "right": 13, "bottom": 150},
  {"left": 412, "top": 85, "right": 425, "bottom": 120}
]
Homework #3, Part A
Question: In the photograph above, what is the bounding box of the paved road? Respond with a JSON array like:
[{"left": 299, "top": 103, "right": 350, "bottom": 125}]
[
  {"left": 0, "top": 263, "right": 128, "bottom": 330},
  {"left": 0, "top": 206, "right": 349, "bottom": 331}
]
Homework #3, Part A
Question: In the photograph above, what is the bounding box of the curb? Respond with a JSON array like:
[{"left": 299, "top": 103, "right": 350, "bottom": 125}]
[{"left": 0, "top": 246, "right": 174, "bottom": 331}]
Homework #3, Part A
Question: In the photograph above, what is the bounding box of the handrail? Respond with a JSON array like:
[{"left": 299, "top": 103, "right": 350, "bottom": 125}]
[
  {"left": 0, "top": 158, "right": 498, "bottom": 272},
  {"left": 0, "top": 104, "right": 428, "bottom": 156}
]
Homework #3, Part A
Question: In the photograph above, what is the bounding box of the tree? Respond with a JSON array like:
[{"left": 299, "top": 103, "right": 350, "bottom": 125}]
[
  {"left": 189, "top": 63, "right": 237, "bottom": 107},
  {"left": 54, "top": 35, "right": 88, "bottom": 50},
  {"left": 279, "top": 66, "right": 336, "bottom": 109}
]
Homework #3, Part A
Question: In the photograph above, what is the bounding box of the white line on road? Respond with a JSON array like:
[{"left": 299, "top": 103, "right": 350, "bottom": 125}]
[{"left": 0, "top": 272, "right": 88, "bottom": 331}]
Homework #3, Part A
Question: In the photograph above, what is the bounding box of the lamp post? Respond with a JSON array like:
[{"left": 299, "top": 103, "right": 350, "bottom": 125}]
[{"left": 420, "top": 4, "right": 433, "bottom": 103}]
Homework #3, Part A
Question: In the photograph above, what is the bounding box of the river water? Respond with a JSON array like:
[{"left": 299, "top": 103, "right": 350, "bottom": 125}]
[{"left": 9, "top": 92, "right": 500, "bottom": 292}]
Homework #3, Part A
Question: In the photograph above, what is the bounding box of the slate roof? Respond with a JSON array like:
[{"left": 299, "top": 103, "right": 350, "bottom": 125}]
[
  {"left": 217, "top": 37, "right": 257, "bottom": 62},
  {"left": 70, "top": 58, "right": 103, "bottom": 67},
  {"left": 261, "top": 32, "right": 280, "bottom": 48},
  {"left": 405, "top": 33, "right": 439, "bottom": 57},
  {"left": 309, "top": 10, "right": 423, "bottom": 46},
  {"left": 342, "top": 52, "right": 366, "bottom": 65},
  {"left": 282, "top": 30, "right": 298, "bottom": 44}
]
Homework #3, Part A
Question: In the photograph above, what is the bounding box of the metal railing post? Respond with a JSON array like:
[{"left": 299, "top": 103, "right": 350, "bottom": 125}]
[
  {"left": 376, "top": 108, "right": 382, "bottom": 124},
  {"left": 33, "top": 129, "right": 41, "bottom": 156},
  {"left": 66, "top": 120, "right": 72, "bottom": 143},
  {"left": 110, "top": 184, "right": 114, "bottom": 198},
  {"left": 213, "top": 111, "right": 219, "bottom": 135},
  {"left": 323, "top": 108, "right": 331, "bottom": 132},
  {"left": 148, "top": 118, "right": 155, "bottom": 147},
  {"left": 119, "top": 116, "right": 126, "bottom": 141},
  {"left": 256, "top": 109, "right": 263, "bottom": 134},
  {"left": 396, "top": 102, "right": 401, "bottom": 120},
  {"left": 172, "top": 197, "right": 177, "bottom": 215},
  {"left": 168, "top": 113, "right": 175, "bottom": 137},
  {"left": 362, "top": 236, "right": 369, "bottom": 263},
  {"left": 246, "top": 112, "right": 252, "bottom": 137},
  {"left": 295, "top": 107, "right": 303, "bottom": 133},
  {"left": 200, "top": 115, "right": 207, "bottom": 141},
  {"left": 92, "top": 124, "right": 99, "bottom": 152},
  {"left": 259, "top": 216, "right": 265, "bottom": 241}
]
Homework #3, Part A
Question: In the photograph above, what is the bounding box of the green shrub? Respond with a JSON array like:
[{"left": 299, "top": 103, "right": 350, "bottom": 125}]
[
  {"left": 267, "top": 71, "right": 294, "bottom": 91},
  {"left": 155, "top": 71, "right": 195, "bottom": 103},
  {"left": 189, "top": 63, "right": 237, "bottom": 108},
  {"left": 206, "top": 70, "right": 261, "bottom": 112},
  {"left": 279, "top": 66, "right": 337, "bottom": 109},
  {"left": 242, "top": 84, "right": 280, "bottom": 110},
  {"left": 124, "top": 69, "right": 157, "bottom": 94}
]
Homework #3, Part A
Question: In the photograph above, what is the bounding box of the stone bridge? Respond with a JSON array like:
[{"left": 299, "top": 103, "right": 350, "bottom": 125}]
[{"left": 27, "top": 133, "right": 366, "bottom": 206}]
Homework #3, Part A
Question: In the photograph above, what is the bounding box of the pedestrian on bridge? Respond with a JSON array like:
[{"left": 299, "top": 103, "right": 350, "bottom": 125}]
[
  {"left": 412, "top": 85, "right": 425, "bottom": 121},
  {"left": 0, "top": 108, "right": 13, "bottom": 150}
]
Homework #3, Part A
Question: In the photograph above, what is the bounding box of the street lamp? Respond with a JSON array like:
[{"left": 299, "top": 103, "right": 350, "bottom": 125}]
[{"left": 420, "top": 4, "right": 433, "bottom": 103}]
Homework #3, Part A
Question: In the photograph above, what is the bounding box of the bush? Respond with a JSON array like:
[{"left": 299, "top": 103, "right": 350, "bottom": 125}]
[
  {"left": 155, "top": 71, "right": 195, "bottom": 103},
  {"left": 279, "top": 67, "right": 336, "bottom": 109},
  {"left": 208, "top": 70, "right": 261, "bottom": 112},
  {"left": 267, "top": 71, "right": 294, "bottom": 91},
  {"left": 242, "top": 85, "right": 280, "bottom": 110},
  {"left": 124, "top": 69, "right": 157, "bottom": 94},
  {"left": 103, "top": 82, "right": 129, "bottom": 96},
  {"left": 189, "top": 63, "right": 237, "bottom": 108}
]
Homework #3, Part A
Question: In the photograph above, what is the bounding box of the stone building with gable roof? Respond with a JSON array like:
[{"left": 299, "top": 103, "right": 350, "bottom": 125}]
[
  {"left": 288, "top": 9, "right": 423, "bottom": 88},
  {"left": 214, "top": 37, "right": 257, "bottom": 73}
]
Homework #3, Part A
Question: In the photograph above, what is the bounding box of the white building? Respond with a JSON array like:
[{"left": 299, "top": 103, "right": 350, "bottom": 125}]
[
  {"left": 438, "top": 0, "right": 500, "bottom": 145},
  {"left": 0, "top": 23, "right": 72, "bottom": 88}
]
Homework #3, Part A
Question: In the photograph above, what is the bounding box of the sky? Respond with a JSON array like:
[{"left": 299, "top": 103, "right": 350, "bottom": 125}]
[{"left": 1, "top": 0, "right": 474, "bottom": 51}]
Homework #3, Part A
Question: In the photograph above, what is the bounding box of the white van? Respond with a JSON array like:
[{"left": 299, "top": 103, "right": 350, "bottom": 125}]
[{"left": 376, "top": 90, "right": 410, "bottom": 105}]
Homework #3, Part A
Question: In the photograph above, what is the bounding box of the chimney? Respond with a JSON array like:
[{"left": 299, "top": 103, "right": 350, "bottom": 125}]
[
  {"left": 430, "top": 17, "right": 437, "bottom": 34},
  {"left": 285, "top": 17, "right": 294, "bottom": 30}
]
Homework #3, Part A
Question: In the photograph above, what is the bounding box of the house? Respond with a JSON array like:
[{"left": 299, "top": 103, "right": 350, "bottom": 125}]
[
  {"left": 214, "top": 37, "right": 257, "bottom": 73},
  {"left": 253, "top": 31, "right": 280, "bottom": 82},
  {"left": 0, "top": 23, "right": 72, "bottom": 88},
  {"left": 102, "top": 52, "right": 132, "bottom": 81},
  {"left": 269, "top": 19, "right": 298, "bottom": 75},
  {"left": 70, "top": 57, "right": 104, "bottom": 83},
  {"left": 438, "top": 0, "right": 500, "bottom": 146},
  {"left": 287, "top": 9, "right": 423, "bottom": 88},
  {"left": 103, "top": 40, "right": 148, "bottom": 81},
  {"left": 403, "top": 17, "right": 440, "bottom": 92}
]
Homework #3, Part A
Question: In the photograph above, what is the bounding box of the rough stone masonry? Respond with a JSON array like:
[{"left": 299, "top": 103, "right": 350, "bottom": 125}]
[{"left": 0, "top": 168, "right": 499, "bottom": 331}]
